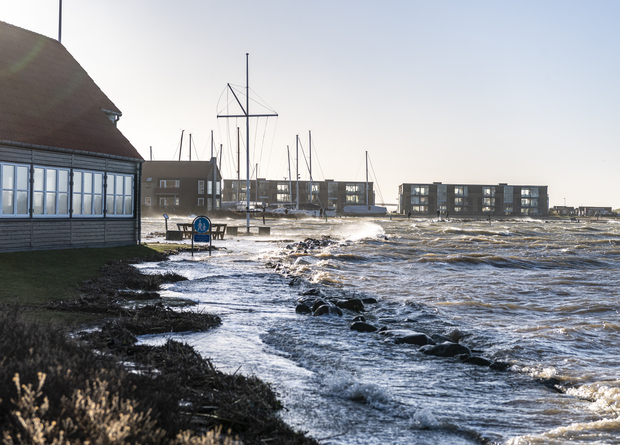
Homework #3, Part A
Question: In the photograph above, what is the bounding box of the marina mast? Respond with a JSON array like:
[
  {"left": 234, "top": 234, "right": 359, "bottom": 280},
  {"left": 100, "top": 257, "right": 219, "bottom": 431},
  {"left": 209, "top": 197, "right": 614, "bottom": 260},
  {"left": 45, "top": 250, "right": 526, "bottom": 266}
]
[{"left": 218, "top": 54, "right": 277, "bottom": 233}]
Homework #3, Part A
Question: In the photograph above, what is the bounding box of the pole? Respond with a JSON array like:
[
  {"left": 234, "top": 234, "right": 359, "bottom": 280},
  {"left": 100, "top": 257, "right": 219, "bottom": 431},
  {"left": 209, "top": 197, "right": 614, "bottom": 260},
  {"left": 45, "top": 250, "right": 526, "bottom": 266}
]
[
  {"left": 245, "top": 53, "right": 250, "bottom": 233},
  {"left": 309, "top": 130, "right": 312, "bottom": 204},
  {"left": 178, "top": 130, "right": 184, "bottom": 161},
  {"left": 149, "top": 146, "right": 152, "bottom": 161},
  {"left": 287, "top": 146, "right": 292, "bottom": 205},
  {"left": 189, "top": 133, "right": 192, "bottom": 161},
  {"left": 365, "top": 151, "right": 369, "bottom": 209},
  {"left": 237, "top": 127, "right": 240, "bottom": 203},
  {"left": 58, "top": 0, "right": 62, "bottom": 43},
  {"left": 296, "top": 135, "right": 300, "bottom": 210}
]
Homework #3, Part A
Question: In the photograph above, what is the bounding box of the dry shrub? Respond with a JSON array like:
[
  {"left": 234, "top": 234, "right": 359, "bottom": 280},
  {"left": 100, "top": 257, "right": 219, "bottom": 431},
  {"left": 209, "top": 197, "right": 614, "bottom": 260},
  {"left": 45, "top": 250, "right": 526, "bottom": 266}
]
[{"left": 2, "top": 372, "right": 238, "bottom": 445}]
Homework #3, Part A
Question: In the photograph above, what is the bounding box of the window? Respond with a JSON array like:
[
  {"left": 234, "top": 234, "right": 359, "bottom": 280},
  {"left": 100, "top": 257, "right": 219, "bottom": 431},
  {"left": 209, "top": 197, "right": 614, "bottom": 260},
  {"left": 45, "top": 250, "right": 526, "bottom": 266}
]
[
  {"left": 346, "top": 183, "right": 364, "bottom": 194},
  {"left": 346, "top": 195, "right": 362, "bottom": 204},
  {"left": 454, "top": 197, "right": 467, "bottom": 206},
  {"left": 73, "top": 170, "right": 104, "bottom": 216},
  {"left": 504, "top": 186, "right": 513, "bottom": 203},
  {"left": 259, "top": 181, "right": 269, "bottom": 199},
  {"left": 145, "top": 197, "right": 152, "bottom": 206},
  {"left": 1, "top": 163, "right": 29, "bottom": 216},
  {"left": 411, "top": 196, "right": 429, "bottom": 205},
  {"left": 437, "top": 184, "right": 447, "bottom": 204},
  {"left": 504, "top": 203, "right": 513, "bottom": 214},
  {"left": 454, "top": 206, "right": 466, "bottom": 213},
  {"left": 483, "top": 186, "right": 495, "bottom": 197},
  {"left": 454, "top": 186, "right": 468, "bottom": 197},
  {"left": 277, "top": 183, "right": 289, "bottom": 193},
  {"left": 483, "top": 197, "right": 495, "bottom": 207},
  {"left": 159, "top": 197, "right": 179, "bottom": 206},
  {"left": 198, "top": 198, "right": 204, "bottom": 206},
  {"left": 198, "top": 180, "right": 204, "bottom": 194},
  {"left": 521, "top": 187, "right": 539, "bottom": 198},
  {"left": 106, "top": 173, "right": 133, "bottom": 216},
  {"left": 207, "top": 181, "right": 213, "bottom": 195},
  {"left": 412, "top": 185, "right": 429, "bottom": 196},
  {"left": 33, "top": 166, "right": 70, "bottom": 216},
  {"left": 160, "top": 180, "right": 179, "bottom": 188},
  {"left": 411, "top": 205, "right": 428, "bottom": 213},
  {"left": 521, "top": 198, "right": 538, "bottom": 207}
]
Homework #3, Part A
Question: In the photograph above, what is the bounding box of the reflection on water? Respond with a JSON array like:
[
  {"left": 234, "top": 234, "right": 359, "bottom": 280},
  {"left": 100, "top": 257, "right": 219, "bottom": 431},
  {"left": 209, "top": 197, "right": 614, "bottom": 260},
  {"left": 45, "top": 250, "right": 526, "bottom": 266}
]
[{"left": 139, "top": 216, "right": 620, "bottom": 444}]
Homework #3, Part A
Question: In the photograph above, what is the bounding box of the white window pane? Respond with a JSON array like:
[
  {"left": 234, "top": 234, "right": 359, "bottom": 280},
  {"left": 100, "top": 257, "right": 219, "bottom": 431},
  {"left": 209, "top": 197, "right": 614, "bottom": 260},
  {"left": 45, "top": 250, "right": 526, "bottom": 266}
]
[
  {"left": 73, "top": 194, "right": 82, "bottom": 215},
  {"left": 34, "top": 168, "right": 44, "bottom": 191},
  {"left": 46, "top": 169, "right": 56, "bottom": 192},
  {"left": 58, "top": 193, "right": 69, "bottom": 214},
  {"left": 94, "top": 195, "right": 103, "bottom": 215},
  {"left": 84, "top": 173, "right": 92, "bottom": 193},
  {"left": 16, "top": 191, "right": 28, "bottom": 214},
  {"left": 2, "top": 165, "right": 14, "bottom": 189},
  {"left": 106, "top": 195, "right": 114, "bottom": 214},
  {"left": 2, "top": 191, "right": 14, "bottom": 214},
  {"left": 46, "top": 192, "right": 56, "bottom": 214},
  {"left": 33, "top": 192, "right": 44, "bottom": 214},
  {"left": 74, "top": 171, "right": 82, "bottom": 193},
  {"left": 124, "top": 196, "right": 132, "bottom": 214},
  {"left": 84, "top": 195, "right": 92, "bottom": 214},
  {"left": 58, "top": 170, "right": 69, "bottom": 192},
  {"left": 116, "top": 196, "right": 123, "bottom": 214},
  {"left": 94, "top": 174, "right": 103, "bottom": 194},
  {"left": 125, "top": 176, "right": 133, "bottom": 196},
  {"left": 17, "top": 166, "right": 29, "bottom": 190},
  {"left": 116, "top": 176, "right": 123, "bottom": 195}
]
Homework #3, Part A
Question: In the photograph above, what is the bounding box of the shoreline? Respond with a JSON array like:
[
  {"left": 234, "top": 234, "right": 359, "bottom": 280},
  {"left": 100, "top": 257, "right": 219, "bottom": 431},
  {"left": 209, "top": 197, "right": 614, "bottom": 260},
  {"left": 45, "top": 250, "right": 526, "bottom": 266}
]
[{"left": 0, "top": 245, "right": 319, "bottom": 445}]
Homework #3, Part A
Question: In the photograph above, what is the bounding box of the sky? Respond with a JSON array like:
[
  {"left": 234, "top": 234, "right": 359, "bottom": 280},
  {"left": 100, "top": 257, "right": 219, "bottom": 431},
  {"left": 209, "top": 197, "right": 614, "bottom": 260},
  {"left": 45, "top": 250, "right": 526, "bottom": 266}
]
[{"left": 3, "top": 0, "right": 620, "bottom": 208}]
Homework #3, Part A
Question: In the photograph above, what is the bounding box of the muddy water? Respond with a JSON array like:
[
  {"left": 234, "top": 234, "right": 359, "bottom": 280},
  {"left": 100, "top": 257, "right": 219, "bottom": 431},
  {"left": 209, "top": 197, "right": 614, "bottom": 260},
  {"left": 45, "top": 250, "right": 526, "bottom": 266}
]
[{"left": 138, "top": 216, "right": 620, "bottom": 444}]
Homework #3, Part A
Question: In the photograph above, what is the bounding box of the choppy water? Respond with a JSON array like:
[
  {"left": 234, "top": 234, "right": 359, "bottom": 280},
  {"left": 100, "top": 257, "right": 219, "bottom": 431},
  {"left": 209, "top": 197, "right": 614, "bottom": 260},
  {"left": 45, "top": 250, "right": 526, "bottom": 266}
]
[{"left": 138, "top": 216, "right": 620, "bottom": 444}]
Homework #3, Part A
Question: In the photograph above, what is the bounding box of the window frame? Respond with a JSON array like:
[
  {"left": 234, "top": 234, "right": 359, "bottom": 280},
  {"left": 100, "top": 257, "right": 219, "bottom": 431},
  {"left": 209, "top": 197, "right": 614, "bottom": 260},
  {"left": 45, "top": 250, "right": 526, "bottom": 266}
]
[{"left": 1, "top": 162, "right": 30, "bottom": 217}]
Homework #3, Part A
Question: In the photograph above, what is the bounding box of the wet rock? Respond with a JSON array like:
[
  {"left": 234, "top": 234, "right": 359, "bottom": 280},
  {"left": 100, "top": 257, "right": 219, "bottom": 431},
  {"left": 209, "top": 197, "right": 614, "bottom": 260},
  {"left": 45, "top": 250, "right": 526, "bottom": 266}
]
[
  {"left": 301, "top": 288, "right": 320, "bottom": 296},
  {"left": 489, "top": 361, "right": 512, "bottom": 371},
  {"left": 313, "top": 304, "right": 343, "bottom": 317},
  {"left": 379, "top": 330, "right": 434, "bottom": 346},
  {"left": 312, "top": 299, "right": 328, "bottom": 312},
  {"left": 537, "top": 377, "right": 565, "bottom": 393},
  {"left": 352, "top": 315, "right": 366, "bottom": 322},
  {"left": 431, "top": 333, "right": 454, "bottom": 344},
  {"left": 335, "top": 299, "right": 365, "bottom": 312},
  {"left": 461, "top": 356, "right": 492, "bottom": 367},
  {"left": 447, "top": 328, "right": 466, "bottom": 343},
  {"left": 361, "top": 297, "right": 378, "bottom": 304},
  {"left": 288, "top": 277, "right": 302, "bottom": 286},
  {"left": 420, "top": 342, "right": 471, "bottom": 357},
  {"left": 295, "top": 303, "right": 312, "bottom": 314},
  {"left": 395, "top": 333, "right": 434, "bottom": 346},
  {"left": 350, "top": 321, "right": 378, "bottom": 332}
]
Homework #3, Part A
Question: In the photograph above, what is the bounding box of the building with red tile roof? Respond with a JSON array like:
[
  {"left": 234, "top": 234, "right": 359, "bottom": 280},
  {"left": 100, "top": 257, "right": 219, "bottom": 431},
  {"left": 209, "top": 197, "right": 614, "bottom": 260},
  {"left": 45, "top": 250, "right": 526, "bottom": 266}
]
[{"left": 0, "top": 21, "right": 144, "bottom": 251}]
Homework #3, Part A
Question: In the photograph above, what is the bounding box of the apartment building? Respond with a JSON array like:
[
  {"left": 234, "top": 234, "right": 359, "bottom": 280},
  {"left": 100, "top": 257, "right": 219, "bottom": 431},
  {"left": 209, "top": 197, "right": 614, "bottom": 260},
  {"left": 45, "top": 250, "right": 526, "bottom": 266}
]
[
  {"left": 399, "top": 183, "right": 549, "bottom": 217},
  {"left": 222, "top": 179, "right": 375, "bottom": 213}
]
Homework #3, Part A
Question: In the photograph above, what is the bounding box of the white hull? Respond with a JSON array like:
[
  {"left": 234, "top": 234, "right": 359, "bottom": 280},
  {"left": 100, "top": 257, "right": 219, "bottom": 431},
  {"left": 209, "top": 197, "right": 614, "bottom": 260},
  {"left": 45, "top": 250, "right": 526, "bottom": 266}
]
[{"left": 341, "top": 205, "right": 387, "bottom": 216}]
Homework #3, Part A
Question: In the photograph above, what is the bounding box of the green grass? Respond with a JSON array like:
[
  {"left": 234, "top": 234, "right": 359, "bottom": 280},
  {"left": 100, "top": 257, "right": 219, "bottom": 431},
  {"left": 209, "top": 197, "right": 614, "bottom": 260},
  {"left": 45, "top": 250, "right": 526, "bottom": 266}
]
[{"left": 0, "top": 243, "right": 183, "bottom": 307}]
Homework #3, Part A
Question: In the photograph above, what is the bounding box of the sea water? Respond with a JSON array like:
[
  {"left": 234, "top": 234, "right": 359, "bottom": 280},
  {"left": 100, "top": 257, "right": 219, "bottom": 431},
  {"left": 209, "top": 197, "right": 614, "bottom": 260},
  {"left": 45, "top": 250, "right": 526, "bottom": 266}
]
[{"left": 138, "top": 216, "right": 620, "bottom": 444}]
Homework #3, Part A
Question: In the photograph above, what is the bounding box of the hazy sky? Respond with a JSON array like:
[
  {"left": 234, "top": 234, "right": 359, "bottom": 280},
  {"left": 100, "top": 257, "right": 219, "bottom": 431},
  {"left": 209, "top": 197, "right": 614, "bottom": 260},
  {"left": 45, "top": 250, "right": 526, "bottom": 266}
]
[{"left": 3, "top": 1, "right": 620, "bottom": 208}]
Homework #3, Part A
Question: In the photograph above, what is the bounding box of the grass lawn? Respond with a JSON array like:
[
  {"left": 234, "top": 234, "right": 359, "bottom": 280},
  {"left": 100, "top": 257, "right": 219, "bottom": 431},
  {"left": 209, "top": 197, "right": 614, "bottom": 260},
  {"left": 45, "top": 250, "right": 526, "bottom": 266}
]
[{"left": 0, "top": 243, "right": 185, "bottom": 322}]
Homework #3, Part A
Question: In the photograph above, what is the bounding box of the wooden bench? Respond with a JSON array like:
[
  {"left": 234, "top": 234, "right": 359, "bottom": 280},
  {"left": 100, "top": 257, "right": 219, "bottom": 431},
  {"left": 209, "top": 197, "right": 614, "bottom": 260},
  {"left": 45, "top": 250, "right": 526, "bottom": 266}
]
[{"left": 176, "top": 223, "right": 227, "bottom": 240}]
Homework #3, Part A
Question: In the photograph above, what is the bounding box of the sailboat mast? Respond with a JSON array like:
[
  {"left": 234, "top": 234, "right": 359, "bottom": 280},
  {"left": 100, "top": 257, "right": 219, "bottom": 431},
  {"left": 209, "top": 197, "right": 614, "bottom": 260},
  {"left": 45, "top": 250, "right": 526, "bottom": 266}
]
[
  {"left": 296, "top": 135, "right": 300, "bottom": 210},
  {"left": 178, "top": 130, "right": 184, "bottom": 161},
  {"left": 245, "top": 53, "right": 251, "bottom": 232},
  {"left": 287, "top": 146, "right": 292, "bottom": 204},
  {"left": 237, "top": 127, "right": 240, "bottom": 203},
  {"left": 189, "top": 134, "right": 192, "bottom": 161},
  {"left": 309, "top": 130, "right": 312, "bottom": 204},
  {"left": 365, "top": 151, "right": 369, "bottom": 208}
]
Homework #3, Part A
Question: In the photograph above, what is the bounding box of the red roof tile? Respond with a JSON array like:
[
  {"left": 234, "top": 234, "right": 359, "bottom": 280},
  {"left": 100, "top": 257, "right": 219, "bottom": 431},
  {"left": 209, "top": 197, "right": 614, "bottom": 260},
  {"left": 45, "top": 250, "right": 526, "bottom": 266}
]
[{"left": 0, "top": 21, "right": 143, "bottom": 160}]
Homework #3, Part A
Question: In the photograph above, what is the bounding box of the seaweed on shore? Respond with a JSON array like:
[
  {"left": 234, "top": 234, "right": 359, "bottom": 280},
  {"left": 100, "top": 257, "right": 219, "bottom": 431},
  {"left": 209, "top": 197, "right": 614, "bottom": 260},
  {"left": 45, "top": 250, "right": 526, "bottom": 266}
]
[{"left": 20, "top": 249, "right": 318, "bottom": 445}]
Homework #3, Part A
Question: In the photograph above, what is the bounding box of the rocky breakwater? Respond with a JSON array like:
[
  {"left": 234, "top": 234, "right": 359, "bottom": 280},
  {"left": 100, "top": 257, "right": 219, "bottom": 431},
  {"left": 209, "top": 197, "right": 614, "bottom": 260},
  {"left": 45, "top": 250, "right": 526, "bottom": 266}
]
[{"left": 268, "top": 237, "right": 568, "bottom": 396}]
